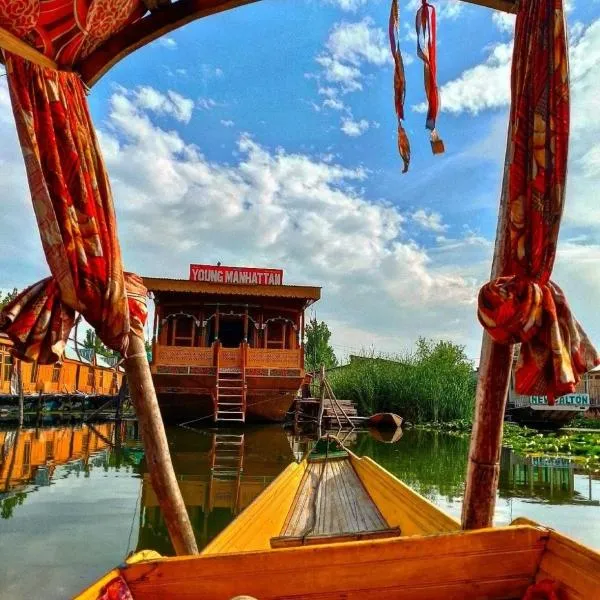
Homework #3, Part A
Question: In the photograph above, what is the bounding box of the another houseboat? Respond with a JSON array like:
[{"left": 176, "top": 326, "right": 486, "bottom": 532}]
[
  {"left": 145, "top": 265, "right": 320, "bottom": 423},
  {"left": 506, "top": 354, "right": 600, "bottom": 428},
  {"left": 0, "top": 333, "right": 123, "bottom": 402}
]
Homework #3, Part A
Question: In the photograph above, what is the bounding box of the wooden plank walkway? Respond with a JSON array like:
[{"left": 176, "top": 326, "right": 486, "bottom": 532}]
[{"left": 279, "top": 459, "right": 389, "bottom": 539}]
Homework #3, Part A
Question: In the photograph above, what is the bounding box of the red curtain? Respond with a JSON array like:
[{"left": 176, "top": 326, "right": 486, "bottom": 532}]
[
  {"left": 478, "top": 0, "right": 599, "bottom": 401},
  {"left": 0, "top": 54, "right": 147, "bottom": 363}
]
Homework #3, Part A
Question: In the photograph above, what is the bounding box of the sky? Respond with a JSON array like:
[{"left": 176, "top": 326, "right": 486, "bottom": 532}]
[{"left": 1, "top": 0, "right": 600, "bottom": 363}]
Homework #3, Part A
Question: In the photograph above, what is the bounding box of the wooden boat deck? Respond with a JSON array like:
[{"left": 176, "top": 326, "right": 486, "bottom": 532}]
[{"left": 271, "top": 458, "right": 399, "bottom": 547}]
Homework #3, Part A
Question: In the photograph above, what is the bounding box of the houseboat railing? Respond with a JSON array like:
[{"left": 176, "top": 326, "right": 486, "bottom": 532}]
[{"left": 152, "top": 344, "right": 303, "bottom": 371}]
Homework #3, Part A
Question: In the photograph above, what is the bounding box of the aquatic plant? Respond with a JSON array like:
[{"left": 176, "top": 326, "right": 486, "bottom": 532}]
[
  {"left": 417, "top": 421, "right": 600, "bottom": 470},
  {"left": 328, "top": 338, "right": 476, "bottom": 423}
]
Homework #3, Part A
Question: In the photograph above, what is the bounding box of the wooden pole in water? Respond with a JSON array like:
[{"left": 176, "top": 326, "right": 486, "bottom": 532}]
[
  {"left": 17, "top": 359, "right": 24, "bottom": 427},
  {"left": 124, "top": 332, "right": 198, "bottom": 555},
  {"left": 462, "top": 148, "right": 514, "bottom": 530},
  {"left": 318, "top": 365, "right": 326, "bottom": 438}
]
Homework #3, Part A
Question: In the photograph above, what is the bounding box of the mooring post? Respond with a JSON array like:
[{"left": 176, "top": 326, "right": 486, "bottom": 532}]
[
  {"left": 123, "top": 332, "right": 198, "bottom": 555},
  {"left": 17, "top": 359, "right": 24, "bottom": 428},
  {"left": 317, "top": 365, "right": 326, "bottom": 438}
]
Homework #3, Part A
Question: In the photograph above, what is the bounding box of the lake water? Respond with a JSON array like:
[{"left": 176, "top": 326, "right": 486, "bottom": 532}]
[{"left": 0, "top": 420, "right": 598, "bottom": 599}]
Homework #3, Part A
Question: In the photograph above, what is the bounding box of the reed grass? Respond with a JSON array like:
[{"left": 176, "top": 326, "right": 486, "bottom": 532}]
[{"left": 328, "top": 338, "right": 476, "bottom": 424}]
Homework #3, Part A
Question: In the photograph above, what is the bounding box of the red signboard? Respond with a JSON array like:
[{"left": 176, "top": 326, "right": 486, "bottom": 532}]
[{"left": 190, "top": 264, "right": 283, "bottom": 285}]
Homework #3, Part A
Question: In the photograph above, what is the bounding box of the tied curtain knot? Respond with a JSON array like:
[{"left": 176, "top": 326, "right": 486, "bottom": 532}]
[
  {"left": 478, "top": 276, "right": 599, "bottom": 403},
  {"left": 0, "top": 54, "right": 147, "bottom": 364},
  {"left": 1, "top": 273, "right": 147, "bottom": 364}
]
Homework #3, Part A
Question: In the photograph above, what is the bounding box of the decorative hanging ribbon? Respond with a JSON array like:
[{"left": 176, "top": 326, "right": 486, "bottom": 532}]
[
  {"left": 477, "top": 0, "right": 599, "bottom": 403},
  {"left": 415, "top": 0, "right": 444, "bottom": 155},
  {"left": 0, "top": 54, "right": 147, "bottom": 364},
  {"left": 389, "top": 0, "right": 410, "bottom": 173}
]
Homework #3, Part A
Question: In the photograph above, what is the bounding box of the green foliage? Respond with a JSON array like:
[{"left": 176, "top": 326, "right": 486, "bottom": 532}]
[
  {"left": 83, "top": 329, "right": 118, "bottom": 359},
  {"left": 420, "top": 421, "right": 600, "bottom": 470},
  {"left": 0, "top": 288, "right": 19, "bottom": 310},
  {"left": 304, "top": 318, "right": 338, "bottom": 372},
  {"left": 328, "top": 338, "right": 476, "bottom": 423}
]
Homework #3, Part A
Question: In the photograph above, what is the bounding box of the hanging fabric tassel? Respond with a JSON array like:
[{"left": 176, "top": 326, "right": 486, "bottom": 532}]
[
  {"left": 389, "top": 0, "right": 410, "bottom": 173},
  {"left": 416, "top": 0, "right": 444, "bottom": 155}
]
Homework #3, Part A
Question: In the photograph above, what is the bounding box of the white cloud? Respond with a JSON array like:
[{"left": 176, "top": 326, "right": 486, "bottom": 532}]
[
  {"left": 93, "top": 86, "right": 478, "bottom": 353},
  {"left": 315, "top": 18, "right": 389, "bottom": 93},
  {"left": 325, "top": 0, "right": 368, "bottom": 11},
  {"left": 413, "top": 41, "right": 512, "bottom": 115},
  {"left": 340, "top": 117, "right": 370, "bottom": 136},
  {"left": 197, "top": 97, "right": 218, "bottom": 110},
  {"left": 412, "top": 209, "right": 448, "bottom": 232},
  {"left": 158, "top": 37, "right": 177, "bottom": 49},
  {"left": 405, "top": 0, "right": 462, "bottom": 20},
  {"left": 128, "top": 86, "right": 194, "bottom": 123},
  {"left": 220, "top": 119, "right": 235, "bottom": 127},
  {"left": 492, "top": 12, "right": 515, "bottom": 33}
]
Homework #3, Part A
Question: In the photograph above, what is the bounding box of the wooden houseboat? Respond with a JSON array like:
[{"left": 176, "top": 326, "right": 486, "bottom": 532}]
[
  {"left": 146, "top": 265, "right": 320, "bottom": 423},
  {"left": 0, "top": 333, "right": 123, "bottom": 399},
  {"left": 506, "top": 354, "right": 600, "bottom": 428}
]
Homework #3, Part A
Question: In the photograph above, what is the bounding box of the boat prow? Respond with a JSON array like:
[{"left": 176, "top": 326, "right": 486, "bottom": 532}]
[{"left": 77, "top": 443, "right": 600, "bottom": 599}]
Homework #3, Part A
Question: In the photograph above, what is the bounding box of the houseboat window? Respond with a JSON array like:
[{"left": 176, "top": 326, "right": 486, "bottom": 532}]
[
  {"left": 87, "top": 367, "right": 94, "bottom": 387},
  {"left": 266, "top": 321, "right": 286, "bottom": 349},
  {"left": 111, "top": 372, "right": 118, "bottom": 393},
  {"left": 51, "top": 363, "right": 61, "bottom": 383},
  {"left": 2, "top": 352, "right": 13, "bottom": 382},
  {"left": 45, "top": 440, "right": 54, "bottom": 460},
  {"left": 30, "top": 361, "right": 38, "bottom": 383},
  {"left": 171, "top": 316, "right": 195, "bottom": 347},
  {"left": 21, "top": 441, "right": 31, "bottom": 477}
]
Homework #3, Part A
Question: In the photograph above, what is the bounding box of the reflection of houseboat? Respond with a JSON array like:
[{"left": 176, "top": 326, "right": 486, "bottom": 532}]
[
  {"left": 0, "top": 423, "right": 117, "bottom": 494},
  {"left": 138, "top": 427, "right": 294, "bottom": 552},
  {"left": 499, "top": 447, "right": 598, "bottom": 506},
  {"left": 145, "top": 265, "right": 320, "bottom": 423},
  {"left": 0, "top": 333, "right": 123, "bottom": 400}
]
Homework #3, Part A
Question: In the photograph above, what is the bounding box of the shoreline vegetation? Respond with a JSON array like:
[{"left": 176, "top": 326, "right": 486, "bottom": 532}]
[
  {"left": 328, "top": 338, "right": 476, "bottom": 424},
  {"left": 326, "top": 337, "right": 600, "bottom": 470}
]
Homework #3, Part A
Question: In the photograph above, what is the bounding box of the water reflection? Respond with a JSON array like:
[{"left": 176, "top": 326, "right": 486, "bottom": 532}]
[
  {"left": 138, "top": 426, "right": 294, "bottom": 554},
  {"left": 499, "top": 447, "right": 598, "bottom": 506},
  {"left": 0, "top": 422, "right": 598, "bottom": 599}
]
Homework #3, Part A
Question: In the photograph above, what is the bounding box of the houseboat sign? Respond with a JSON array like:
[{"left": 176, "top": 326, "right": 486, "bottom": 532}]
[
  {"left": 530, "top": 393, "right": 590, "bottom": 407},
  {"left": 190, "top": 264, "right": 283, "bottom": 285}
]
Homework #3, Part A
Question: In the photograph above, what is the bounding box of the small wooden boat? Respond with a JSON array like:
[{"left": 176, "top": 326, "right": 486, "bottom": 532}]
[
  {"left": 77, "top": 437, "right": 600, "bottom": 599},
  {"left": 366, "top": 412, "right": 403, "bottom": 429}
]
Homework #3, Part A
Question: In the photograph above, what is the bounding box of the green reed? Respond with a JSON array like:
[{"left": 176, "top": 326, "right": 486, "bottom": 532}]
[{"left": 328, "top": 338, "right": 476, "bottom": 424}]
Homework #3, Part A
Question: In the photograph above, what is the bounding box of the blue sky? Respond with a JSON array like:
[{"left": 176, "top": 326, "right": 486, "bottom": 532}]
[{"left": 1, "top": 0, "right": 600, "bottom": 361}]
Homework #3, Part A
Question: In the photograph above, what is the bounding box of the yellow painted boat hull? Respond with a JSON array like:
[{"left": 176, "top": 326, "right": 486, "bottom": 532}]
[{"left": 75, "top": 453, "right": 600, "bottom": 599}]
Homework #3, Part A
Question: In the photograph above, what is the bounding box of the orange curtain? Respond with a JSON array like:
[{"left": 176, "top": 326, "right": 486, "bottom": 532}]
[
  {"left": 477, "top": 0, "right": 599, "bottom": 401},
  {"left": 0, "top": 54, "right": 147, "bottom": 363}
]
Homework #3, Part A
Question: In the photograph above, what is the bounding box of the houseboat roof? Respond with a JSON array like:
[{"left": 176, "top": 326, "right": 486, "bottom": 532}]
[{"left": 143, "top": 277, "right": 321, "bottom": 307}]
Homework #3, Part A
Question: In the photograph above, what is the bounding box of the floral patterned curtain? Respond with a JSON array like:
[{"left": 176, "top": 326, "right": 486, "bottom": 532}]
[
  {"left": 477, "top": 0, "right": 599, "bottom": 401},
  {"left": 0, "top": 54, "right": 147, "bottom": 363}
]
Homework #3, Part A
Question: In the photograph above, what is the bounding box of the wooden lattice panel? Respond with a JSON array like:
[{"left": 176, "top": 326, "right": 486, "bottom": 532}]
[
  {"left": 247, "top": 349, "right": 301, "bottom": 369},
  {"left": 154, "top": 345, "right": 213, "bottom": 367}
]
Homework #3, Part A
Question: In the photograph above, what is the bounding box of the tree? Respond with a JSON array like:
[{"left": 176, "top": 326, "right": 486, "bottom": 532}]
[
  {"left": 0, "top": 288, "right": 19, "bottom": 310},
  {"left": 83, "top": 329, "right": 118, "bottom": 359},
  {"left": 304, "top": 318, "right": 338, "bottom": 373}
]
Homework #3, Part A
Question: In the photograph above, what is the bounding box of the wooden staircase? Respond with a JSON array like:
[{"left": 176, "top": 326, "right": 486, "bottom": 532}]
[
  {"left": 208, "top": 433, "right": 245, "bottom": 515},
  {"left": 215, "top": 369, "right": 246, "bottom": 423}
]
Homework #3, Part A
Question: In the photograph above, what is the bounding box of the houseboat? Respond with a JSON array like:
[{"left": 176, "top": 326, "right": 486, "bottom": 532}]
[
  {"left": 146, "top": 265, "right": 320, "bottom": 423},
  {"left": 0, "top": 333, "right": 123, "bottom": 401},
  {"left": 506, "top": 359, "right": 600, "bottom": 428}
]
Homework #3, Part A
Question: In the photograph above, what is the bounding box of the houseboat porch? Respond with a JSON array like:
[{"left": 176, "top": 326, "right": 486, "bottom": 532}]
[{"left": 145, "top": 269, "right": 320, "bottom": 424}]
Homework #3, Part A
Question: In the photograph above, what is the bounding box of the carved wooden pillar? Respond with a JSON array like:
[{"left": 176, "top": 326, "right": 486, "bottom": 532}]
[
  {"left": 243, "top": 305, "right": 249, "bottom": 343},
  {"left": 215, "top": 305, "right": 220, "bottom": 342}
]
